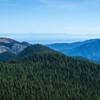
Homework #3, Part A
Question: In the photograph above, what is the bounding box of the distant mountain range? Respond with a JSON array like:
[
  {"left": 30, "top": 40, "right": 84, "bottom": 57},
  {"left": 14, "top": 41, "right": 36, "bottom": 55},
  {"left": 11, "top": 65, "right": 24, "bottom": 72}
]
[
  {"left": 0, "top": 38, "right": 30, "bottom": 61},
  {"left": 0, "top": 37, "right": 100, "bottom": 63},
  {"left": 0, "top": 37, "right": 30, "bottom": 54},
  {"left": 48, "top": 39, "right": 100, "bottom": 63}
]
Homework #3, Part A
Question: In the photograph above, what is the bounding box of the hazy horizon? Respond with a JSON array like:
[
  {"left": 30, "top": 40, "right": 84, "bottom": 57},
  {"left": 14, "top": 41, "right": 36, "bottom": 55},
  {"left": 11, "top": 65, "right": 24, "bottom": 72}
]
[{"left": 0, "top": 33, "right": 100, "bottom": 44}]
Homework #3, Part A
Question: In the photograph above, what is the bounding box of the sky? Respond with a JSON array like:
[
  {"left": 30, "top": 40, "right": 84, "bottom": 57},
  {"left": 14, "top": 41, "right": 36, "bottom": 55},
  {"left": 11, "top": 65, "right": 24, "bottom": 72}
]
[{"left": 0, "top": 0, "right": 100, "bottom": 43}]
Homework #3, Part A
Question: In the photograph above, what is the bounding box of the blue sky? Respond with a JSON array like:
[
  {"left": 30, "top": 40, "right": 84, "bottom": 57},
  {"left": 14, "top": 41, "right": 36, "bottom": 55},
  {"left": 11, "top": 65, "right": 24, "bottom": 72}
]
[{"left": 0, "top": 0, "right": 100, "bottom": 43}]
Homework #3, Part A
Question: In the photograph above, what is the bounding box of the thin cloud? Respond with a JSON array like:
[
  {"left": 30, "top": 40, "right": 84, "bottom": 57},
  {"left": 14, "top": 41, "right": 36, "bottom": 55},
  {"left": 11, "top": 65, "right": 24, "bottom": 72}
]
[
  {"left": 38, "top": 0, "right": 100, "bottom": 9},
  {"left": 38, "top": 0, "right": 80, "bottom": 8}
]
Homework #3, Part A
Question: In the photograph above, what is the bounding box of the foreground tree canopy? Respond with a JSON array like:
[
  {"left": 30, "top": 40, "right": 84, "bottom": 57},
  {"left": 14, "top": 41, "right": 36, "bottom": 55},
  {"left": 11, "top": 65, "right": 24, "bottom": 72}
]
[{"left": 0, "top": 44, "right": 100, "bottom": 100}]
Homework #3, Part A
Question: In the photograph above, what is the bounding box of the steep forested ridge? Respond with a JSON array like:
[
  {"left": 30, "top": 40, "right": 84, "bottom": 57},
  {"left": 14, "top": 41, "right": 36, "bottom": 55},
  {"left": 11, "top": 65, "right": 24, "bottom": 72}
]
[{"left": 0, "top": 44, "right": 100, "bottom": 100}]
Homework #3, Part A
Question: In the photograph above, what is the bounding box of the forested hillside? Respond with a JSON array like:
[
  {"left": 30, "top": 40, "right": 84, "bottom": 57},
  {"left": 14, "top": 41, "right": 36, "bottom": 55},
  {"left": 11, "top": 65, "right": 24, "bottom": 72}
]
[{"left": 0, "top": 44, "right": 100, "bottom": 100}]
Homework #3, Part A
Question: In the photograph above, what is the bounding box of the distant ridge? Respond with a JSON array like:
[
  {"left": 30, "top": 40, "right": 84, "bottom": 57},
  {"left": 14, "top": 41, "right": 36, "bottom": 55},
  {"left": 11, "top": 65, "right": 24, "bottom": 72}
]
[
  {"left": 0, "top": 37, "right": 100, "bottom": 63},
  {"left": 0, "top": 37, "right": 18, "bottom": 43},
  {"left": 0, "top": 37, "right": 30, "bottom": 58},
  {"left": 48, "top": 39, "right": 100, "bottom": 63}
]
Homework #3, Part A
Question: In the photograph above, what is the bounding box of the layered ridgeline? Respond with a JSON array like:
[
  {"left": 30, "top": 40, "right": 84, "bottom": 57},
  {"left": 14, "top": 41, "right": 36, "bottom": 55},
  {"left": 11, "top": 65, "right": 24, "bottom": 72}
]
[
  {"left": 0, "top": 37, "right": 100, "bottom": 63},
  {"left": 0, "top": 41, "right": 100, "bottom": 100},
  {"left": 48, "top": 39, "right": 100, "bottom": 63},
  {"left": 0, "top": 38, "right": 30, "bottom": 61}
]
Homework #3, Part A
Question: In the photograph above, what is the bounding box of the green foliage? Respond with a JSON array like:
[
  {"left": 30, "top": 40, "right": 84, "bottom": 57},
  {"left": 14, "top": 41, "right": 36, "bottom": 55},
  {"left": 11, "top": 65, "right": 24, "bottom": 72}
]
[
  {"left": 0, "top": 52, "right": 100, "bottom": 100},
  {"left": 0, "top": 52, "right": 16, "bottom": 61}
]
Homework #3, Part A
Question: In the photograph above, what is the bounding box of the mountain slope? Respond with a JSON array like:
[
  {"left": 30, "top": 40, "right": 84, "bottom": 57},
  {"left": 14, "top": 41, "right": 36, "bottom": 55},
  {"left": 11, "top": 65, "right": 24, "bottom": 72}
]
[
  {"left": 0, "top": 37, "right": 18, "bottom": 43},
  {"left": 0, "top": 37, "right": 30, "bottom": 55},
  {"left": 0, "top": 44, "right": 100, "bottom": 100},
  {"left": 0, "top": 51, "right": 16, "bottom": 61},
  {"left": 17, "top": 44, "right": 60, "bottom": 60},
  {"left": 48, "top": 39, "right": 100, "bottom": 62}
]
